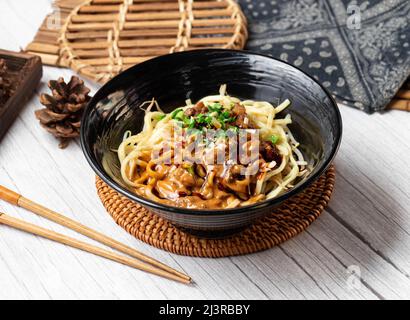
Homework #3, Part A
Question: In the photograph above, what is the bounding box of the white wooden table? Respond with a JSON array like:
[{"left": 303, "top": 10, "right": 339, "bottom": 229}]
[{"left": 0, "top": 0, "right": 409, "bottom": 300}]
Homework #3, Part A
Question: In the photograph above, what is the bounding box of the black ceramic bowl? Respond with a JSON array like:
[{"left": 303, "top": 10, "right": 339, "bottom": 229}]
[{"left": 81, "top": 49, "right": 342, "bottom": 238}]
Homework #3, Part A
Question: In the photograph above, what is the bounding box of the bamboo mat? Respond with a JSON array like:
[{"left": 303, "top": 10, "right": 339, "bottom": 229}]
[
  {"left": 387, "top": 78, "right": 410, "bottom": 111},
  {"left": 26, "top": 0, "right": 247, "bottom": 83},
  {"left": 95, "top": 166, "right": 335, "bottom": 258},
  {"left": 25, "top": 0, "right": 408, "bottom": 111}
]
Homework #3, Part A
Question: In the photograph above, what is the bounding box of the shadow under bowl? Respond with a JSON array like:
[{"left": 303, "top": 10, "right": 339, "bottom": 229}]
[{"left": 81, "top": 49, "right": 342, "bottom": 238}]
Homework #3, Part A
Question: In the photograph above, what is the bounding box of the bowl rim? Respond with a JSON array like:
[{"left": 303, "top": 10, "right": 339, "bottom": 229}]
[{"left": 81, "top": 48, "right": 342, "bottom": 215}]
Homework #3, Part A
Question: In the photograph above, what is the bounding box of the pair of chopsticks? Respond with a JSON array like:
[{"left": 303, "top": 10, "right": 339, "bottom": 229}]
[{"left": 0, "top": 185, "right": 191, "bottom": 284}]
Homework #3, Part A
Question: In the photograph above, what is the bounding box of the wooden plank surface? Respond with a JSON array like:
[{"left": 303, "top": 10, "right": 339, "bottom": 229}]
[{"left": 0, "top": 0, "right": 409, "bottom": 299}]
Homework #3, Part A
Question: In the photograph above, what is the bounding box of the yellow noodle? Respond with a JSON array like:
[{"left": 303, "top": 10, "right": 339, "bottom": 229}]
[{"left": 117, "top": 85, "right": 310, "bottom": 209}]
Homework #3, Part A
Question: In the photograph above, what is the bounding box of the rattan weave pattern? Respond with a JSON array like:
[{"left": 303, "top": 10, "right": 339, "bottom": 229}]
[{"left": 95, "top": 165, "right": 335, "bottom": 258}]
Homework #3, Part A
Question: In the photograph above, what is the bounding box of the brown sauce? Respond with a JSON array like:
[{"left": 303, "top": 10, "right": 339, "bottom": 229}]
[{"left": 134, "top": 163, "right": 264, "bottom": 209}]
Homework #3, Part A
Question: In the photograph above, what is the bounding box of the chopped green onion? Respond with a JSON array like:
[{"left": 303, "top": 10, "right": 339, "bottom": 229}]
[
  {"left": 270, "top": 135, "right": 279, "bottom": 144},
  {"left": 175, "top": 110, "right": 185, "bottom": 121},
  {"left": 208, "top": 103, "right": 223, "bottom": 112},
  {"left": 196, "top": 113, "right": 206, "bottom": 123},
  {"left": 196, "top": 113, "right": 213, "bottom": 126},
  {"left": 224, "top": 117, "right": 236, "bottom": 123},
  {"left": 184, "top": 117, "right": 196, "bottom": 128},
  {"left": 171, "top": 108, "right": 183, "bottom": 119},
  {"left": 216, "top": 111, "right": 235, "bottom": 129},
  {"left": 186, "top": 165, "right": 195, "bottom": 176},
  {"left": 157, "top": 114, "right": 166, "bottom": 121}
]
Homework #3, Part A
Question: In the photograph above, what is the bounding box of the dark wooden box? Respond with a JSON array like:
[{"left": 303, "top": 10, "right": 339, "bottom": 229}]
[{"left": 0, "top": 50, "right": 42, "bottom": 141}]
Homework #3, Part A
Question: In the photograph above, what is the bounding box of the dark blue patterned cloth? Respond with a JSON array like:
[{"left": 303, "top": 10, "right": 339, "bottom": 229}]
[{"left": 238, "top": 0, "right": 410, "bottom": 113}]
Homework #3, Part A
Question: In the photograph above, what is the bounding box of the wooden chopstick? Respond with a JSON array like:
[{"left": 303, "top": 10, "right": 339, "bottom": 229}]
[
  {"left": 0, "top": 213, "right": 189, "bottom": 284},
  {"left": 0, "top": 185, "right": 191, "bottom": 283}
]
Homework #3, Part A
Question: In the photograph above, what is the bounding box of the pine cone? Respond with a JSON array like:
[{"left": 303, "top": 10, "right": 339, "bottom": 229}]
[
  {"left": 35, "top": 76, "right": 91, "bottom": 148},
  {"left": 0, "top": 59, "right": 12, "bottom": 103}
]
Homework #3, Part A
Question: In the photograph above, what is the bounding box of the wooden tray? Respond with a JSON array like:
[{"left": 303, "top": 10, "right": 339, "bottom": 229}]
[
  {"left": 0, "top": 50, "right": 42, "bottom": 142},
  {"left": 26, "top": 0, "right": 248, "bottom": 83}
]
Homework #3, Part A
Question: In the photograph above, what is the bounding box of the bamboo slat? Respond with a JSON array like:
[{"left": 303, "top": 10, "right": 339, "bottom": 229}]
[
  {"left": 118, "top": 38, "right": 177, "bottom": 48},
  {"left": 69, "top": 41, "right": 110, "bottom": 49},
  {"left": 128, "top": 3, "right": 180, "bottom": 11},
  {"left": 191, "top": 19, "right": 237, "bottom": 27},
  {"left": 193, "top": 1, "right": 227, "bottom": 9},
  {"left": 388, "top": 98, "right": 410, "bottom": 111},
  {"left": 66, "top": 31, "right": 110, "bottom": 40},
  {"left": 387, "top": 79, "right": 410, "bottom": 111},
  {"left": 126, "top": 12, "right": 183, "bottom": 21},
  {"left": 26, "top": 43, "right": 60, "bottom": 55},
  {"left": 396, "top": 89, "right": 410, "bottom": 100},
  {"left": 73, "top": 49, "right": 110, "bottom": 58},
  {"left": 80, "top": 5, "right": 121, "bottom": 13},
  {"left": 119, "top": 47, "right": 170, "bottom": 56},
  {"left": 71, "top": 14, "right": 120, "bottom": 22},
  {"left": 119, "top": 29, "right": 178, "bottom": 37},
  {"left": 67, "top": 22, "right": 115, "bottom": 31},
  {"left": 37, "top": 52, "right": 61, "bottom": 66},
  {"left": 123, "top": 20, "right": 181, "bottom": 29}
]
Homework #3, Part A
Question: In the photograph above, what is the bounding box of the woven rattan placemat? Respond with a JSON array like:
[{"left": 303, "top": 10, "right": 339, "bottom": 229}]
[
  {"left": 26, "top": 0, "right": 247, "bottom": 83},
  {"left": 95, "top": 165, "right": 335, "bottom": 258}
]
